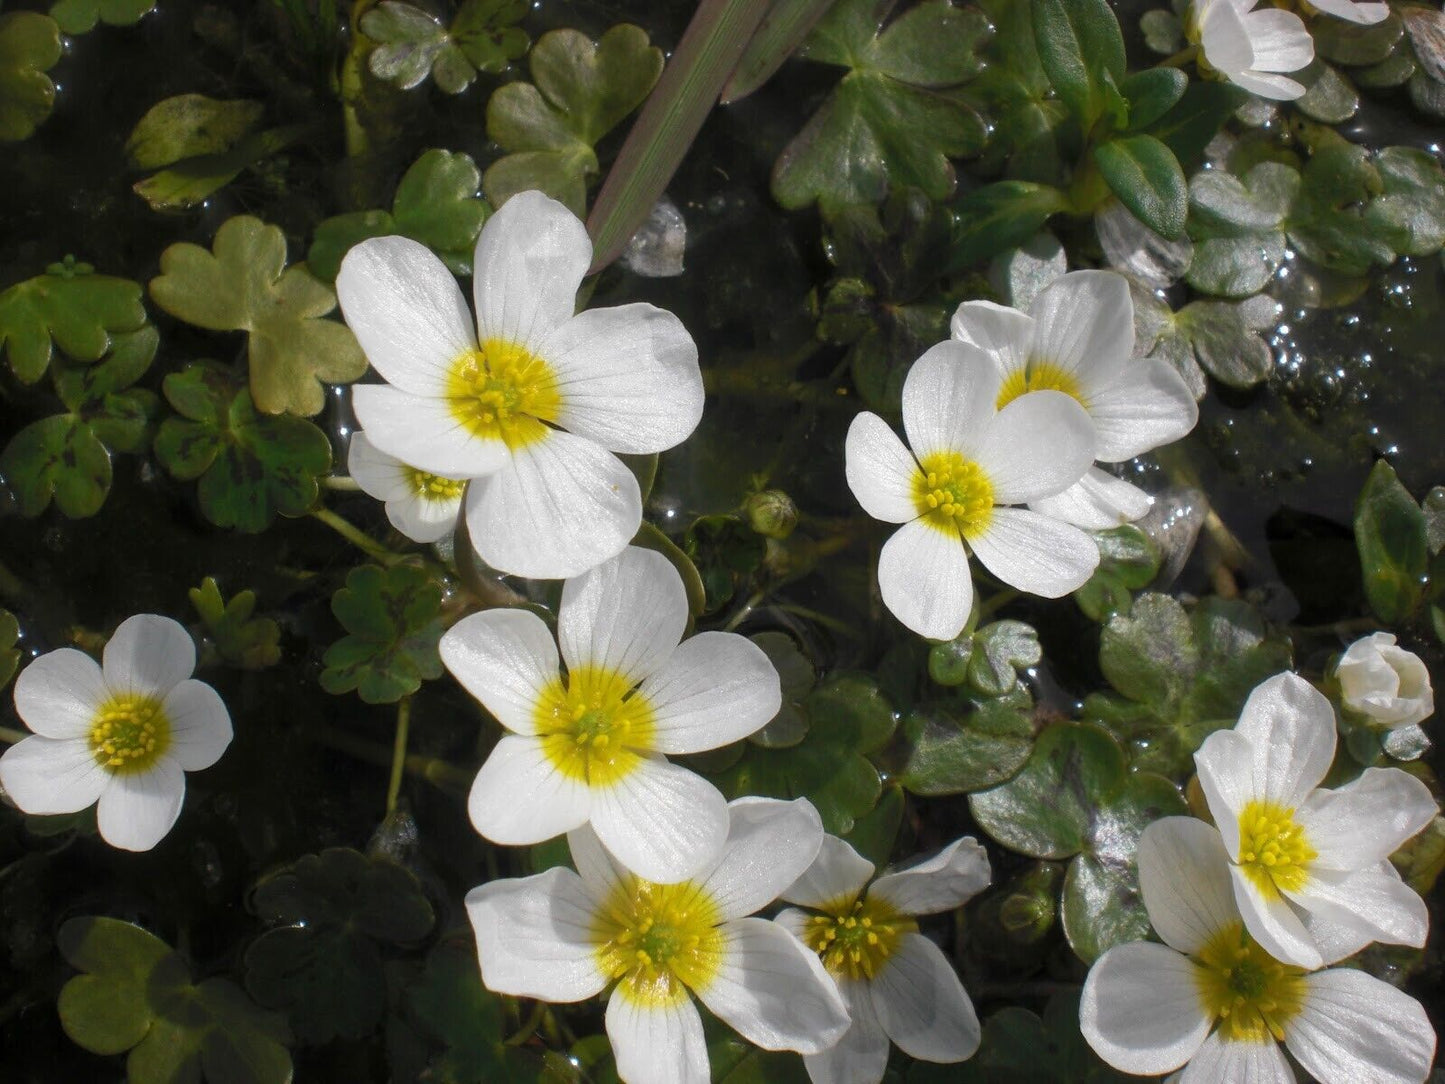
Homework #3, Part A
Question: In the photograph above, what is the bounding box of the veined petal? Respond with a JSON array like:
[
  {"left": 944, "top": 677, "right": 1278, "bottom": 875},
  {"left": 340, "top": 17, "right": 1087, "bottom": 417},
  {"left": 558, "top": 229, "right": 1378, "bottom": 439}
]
[
  {"left": 473, "top": 190, "right": 591, "bottom": 353},
  {"left": 103, "top": 614, "right": 195, "bottom": 697},
  {"left": 966, "top": 507, "right": 1099, "bottom": 598},
  {"left": 351, "top": 384, "right": 508, "bottom": 478},
  {"left": 1286, "top": 969, "right": 1436, "bottom": 1084},
  {"left": 467, "top": 735, "right": 592, "bottom": 845},
  {"left": 802, "top": 978, "right": 890, "bottom": 1084},
  {"left": 697, "top": 797, "right": 824, "bottom": 920},
  {"left": 1200, "top": 0, "right": 1254, "bottom": 76},
  {"left": 347, "top": 431, "right": 416, "bottom": 503},
  {"left": 1283, "top": 862, "right": 1427, "bottom": 950},
  {"left": 1178, "top": 1030, "right": 1293, "bottom": 1084},
  {"left": 385, "top": 489, "right": 463, "bottom": 544},
  {"left": 901, "top": 342, "right": 1002, "bottom": 460},
  {"left": 877, "top": 519, "right": 974, "bottom": 641},
  {"left": 869, "top": 836, "right": 990, "bottom": 916},
  {"left": 466, "top": 430, "right": 640, "bottom": 580},
  {"left": 13, "top": 648, "right": 106, "bottom": 738},
  {"left": 694, "top": 917, "right": 850, "bottom": 1055},
  {"left": 642, "top": 633, "right": 781, "bottom": 754},
  {"left": 440, "top": 609, "right": 559, "bottom": 735},
  {"left": 96, "top": 762, "right": 185, "bottom": 851},
  {"left": 465, "top": 867, "right": 609, "bottom": 1002},
  {"left": 1230, "top": 865, "right": 1322, "bottom": 970},
  {"left": 1027, "top": 270, "right": 1134, "bottom": 396},
  {"left": 845, "top": 413, "right": 923, "bottom": 525},
  {"left": 1233, "top": 672, "right": 1337, "bottom": 809},
  {"left": 605, "top": 984, "right": 710, "bottom": 1084},
  {"left": 336, "top": 235, "right": 476, "bottom": 395},
  {"left": 1086, "top": 358, "right": 1199, "bottom": 462},
  {"left": 973, "top": 391, "right": 1095, "bottom": 505},
  {"left": 589, "top": 757, "right": 728, "bottom": 884},
  {"left": 1242, "top": 8, "right": 1315, "bottom": 71},
  {"left": 559, "top": 546, "right": 687, "bottom": 685},
  {"left": 160, "top": 680, "right": 232, "bottom": 771},
  {"left": 543, "top": 304, "right": 703, "bottom": 454},
  {"left": 948, "top": 300, "right": 1032, "bottom": 383},
  {"left": 1297, "top": 767, "right": 1437, "bottom": 869},
  {"left": 782, "top": 834, "right": 875, "bottom": 910},
  {"left": 0, "top": 735, "right": 108, "bottom": 814},
  {"left": 1137, "top": 817, "right": 1240, "bottom": 956},
  {"left": 1193, "top": 729, "right": 1253, "bottom": 858},
  {"left": 870, "top": 934, "right": 980, "bottom": 1063},
  {"left": 1301, "top": 908, "right": 1374, "bottom": 967},
  {"left": 1079, "top": 941, "right": 1212, "bottom": 1076},
  {"left": 1029, "top": 468, "right": 1151, "bottom": 530},
  {"left": 567, "top": 822, "right": 632, "bottom": 903}
]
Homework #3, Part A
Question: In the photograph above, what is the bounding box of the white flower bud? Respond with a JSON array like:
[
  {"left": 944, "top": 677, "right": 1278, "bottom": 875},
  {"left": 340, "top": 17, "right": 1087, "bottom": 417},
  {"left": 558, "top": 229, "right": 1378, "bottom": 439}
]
[{"left": 1336, "top": 632, "right": 1434, "bottom": 729}]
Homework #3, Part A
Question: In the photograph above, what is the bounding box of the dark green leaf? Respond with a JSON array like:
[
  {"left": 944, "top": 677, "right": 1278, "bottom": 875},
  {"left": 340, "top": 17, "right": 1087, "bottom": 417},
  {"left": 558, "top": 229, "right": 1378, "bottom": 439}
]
[
  {"left": 1119, "top": 67, "right": 1187, "bottom": 131},
  {"left": 898, "top": 695, "right": 1036, "bottom": 795},
  {"left": 189, "top": 577, "right": 281, "bottom": 669},
  {"left": 1094, "top": 134, "right": 1186, "bottom": 240},
  {"left": 1073, "top": 524, "right": 1161, "bottom": 621},
  {"left": 720, "top": 0, "right": 838, "bottom": 103},
  {"left": 0, "top": 610, "right": 18, "bottom": 690},
  {"left": 1029, "top": 0, "right": 1125, "bottom": 127},
  {"left": 320, "top": 563, "right": 445, "bottom": 703},
  {"left": 947, "top": 181, "right": 1070, "bottom": 271},
  {"left": 932, "top": 990, "right": 1137, "bottom": 1082},
  {"left": 1354, "top": 459, "right": 1429, "bottom": 624},
  {"left": 1142, "top": 80, "right": 1247, "bottom": 168}
]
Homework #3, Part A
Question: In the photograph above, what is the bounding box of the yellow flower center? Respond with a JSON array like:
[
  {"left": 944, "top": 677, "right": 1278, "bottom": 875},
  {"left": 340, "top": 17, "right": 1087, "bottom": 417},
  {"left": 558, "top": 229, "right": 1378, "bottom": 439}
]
[
  {"left": 593, "top": 878, "right": 725, "bottom": 1007},
  {"left": 534, "top": 665, "right": 655, "bottom": 787},
  {"left": 444, "top": 338, "right": 560, "bottom": 448},
  {"left": 802, "top": 894, "right": 917, "bottom": 981},
  {"left": 404, "top": 467, "right": 466, "bottom": 502},
  {"left": 995, "top": 362, "right": 1085, "bottom": 409},
  {"left": 912, "top": 450, "right": 994, "bottom": 536},
  {"left": 1194, "top": 922, "right": 1307, "bottom": 1044},
  {"left": 1236, "top": 800, "right": 1316, "bottom": 896},
  {"left": 88, "top": 693, "right": 170, "bottom": 775}
]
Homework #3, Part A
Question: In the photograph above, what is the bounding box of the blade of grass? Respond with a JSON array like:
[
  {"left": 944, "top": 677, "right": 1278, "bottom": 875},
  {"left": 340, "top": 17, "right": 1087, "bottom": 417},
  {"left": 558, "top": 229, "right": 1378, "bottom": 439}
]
[{"left": 719, "top": 0, "right": 838, "bottom": 104}]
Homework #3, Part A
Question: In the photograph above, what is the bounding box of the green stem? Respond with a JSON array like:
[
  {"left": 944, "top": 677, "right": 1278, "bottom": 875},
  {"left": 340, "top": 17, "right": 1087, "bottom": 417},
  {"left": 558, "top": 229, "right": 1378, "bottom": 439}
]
[
  {"left": 504, "top": 999, "right": 548, "bottom": 1047},
  {"left": 385, "top": 696, "right": 411, "bottom": 813},
  {"left": 0, "top": 726, "right": 28, "bottom": 745},
  {"left": 341, "top": 0, "right": 380, "bottom": 158},
  {"left": 322, "top": 475, "right": 362, "bottom": 492},
  {"left": 1159, "top": 44, "right": 1199, "bottom": 69},
  {"left": 300, "top": 724, "right": 472, "bottom": 791},
  {"left": 723, "top": 589, "right": 768, "bottom": 633},
  {"left": 309, "top": 507, "right": 405, "bottom": 565},
  {"left": 980, "top": 588, "right": 1021, "bottom": 619}
]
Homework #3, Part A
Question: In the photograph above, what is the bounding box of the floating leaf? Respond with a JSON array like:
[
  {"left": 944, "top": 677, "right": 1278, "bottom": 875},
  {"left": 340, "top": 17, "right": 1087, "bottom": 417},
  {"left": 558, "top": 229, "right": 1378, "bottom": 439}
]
[
  {"left": 1364, "top": 146, "right": 1445, "bottom": 257},
  {"left": 1138, "top": 291, "right": 1278, "bottom": 392},
  {"left": 363, "top": 0, "right": 528, "bottom": 95},
  {"left": 48, "top": 0, "right": 154, "bottom": 35},
  {"left": 0, "top": 11, "right": 61, "bottom": 142},
  {"left": 1285, "top": 135, "right": 1394, "bottom": 276},
  {"left": 898, "top": 693, "right": 1037, "bottom": 795},
  {"left": 1296, "top": 59, "right": 1359, "bottom": 124},
  {"left": 1074, "top": 524, "right": 1161, "bottom": 621},
  {"left": 748, "top": 631, "right": 815, "bottom": 748},
  {"left": 189, "top": 577, "right": 281, "bottom": 669},
  {"left": 0, "top": 258, "right": 147, "bottom": 384},
  {"left": 149, "top": 215, "right": 367, "bottom": 416},
  {"left": 1354, "top": 459, "right": 1428, "bottom": 625},
  {"left": 1186, "top": 160, "right": 1298, "bottom": 297},
  {"left": 320, "top": 563, "right": 445, "bottom": 703}
]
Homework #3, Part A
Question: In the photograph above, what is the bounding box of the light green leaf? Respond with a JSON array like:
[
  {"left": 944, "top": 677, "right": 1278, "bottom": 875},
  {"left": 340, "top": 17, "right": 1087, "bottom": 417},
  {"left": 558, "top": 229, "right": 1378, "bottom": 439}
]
[
  {"left": 189, "top": 577, "right": 281, "bottom": 670},
  {"left": 0, "top": 258, "right": 147, "bottom": 383},
  {"left": 48, "top": 0, "right": 153, "bottom": 35},
  {"left": 1296, "top": 59, "right": 1359, "bottom": 123},
  {"left": 1140, "top": 10, "right": 1184, "bottom": 56},
  {"left": 1073, "top": 524, "right": 1162, "bottom": 621},
  {"left": 320, "top": 563, "right": 445, "bottom": 703},
  {"left": 1364, "top": 146, "right": 1445, "bottom": 257},
  {"left": 1354, "top": 459, "right": 1428, "bottom": 625},
  {"left": 363, "top": 0, "right": 528, "bottom": 95},
  {"left": 1186, "top": 161, "right": 1298, "bottom": 297},
  {"left": 0, "top": 11, "right": 62, "bottom": 142},
  {"left": 125, "top": 94, "right": 264, "bottom": 169}
]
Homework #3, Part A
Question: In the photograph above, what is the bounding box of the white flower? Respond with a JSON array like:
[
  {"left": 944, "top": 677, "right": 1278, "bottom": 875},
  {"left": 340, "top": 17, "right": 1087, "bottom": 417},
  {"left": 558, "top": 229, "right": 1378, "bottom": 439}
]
[
  {"left": 440, "top": 546, "right": 780, "bottom": 882},
  {"left": 347, "top": 430, "right": 465, "bottom": 543},
  {"left": 1081, "top": 816, "right": 1437, "bottom": 1083},
  {"left": 337, "top": 190, "right": 704, "bottom": 580},
  {"left": 467, "top": 797, "right": 850, "bottom": 1084},
  {"left": 1335, "top": 631, "right": 1434, "bottom": 730},
  {"left": 1308, "top": 0, "right": 1390, "bottom": 26},
  {"left": 950, "top": 270, "right": 1198, "bottom": 531},
  {"left": 0, "top": 615, "right": 232, "bottom": 851},
  {"left": 1192, "top": 0, "right": 1314, "bottom": 101},
  {"left": 1194, "top": 672, "right": 1437, "bottom": 969},
  {"left": 776, "top": 835, "right": 991, "bottom": 1084},
  {"left": 843, "top": 343, "right": 1099, "bottom": 642}
]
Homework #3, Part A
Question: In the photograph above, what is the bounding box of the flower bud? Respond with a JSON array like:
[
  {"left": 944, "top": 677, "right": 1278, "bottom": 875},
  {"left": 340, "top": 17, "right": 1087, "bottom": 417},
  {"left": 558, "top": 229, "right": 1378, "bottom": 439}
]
[
  {"left": 1335, "top": 631, "right": 1434, "bottom": 729},
  {"left": 744, "top": 489, "right": 798, "bottom": 540}
]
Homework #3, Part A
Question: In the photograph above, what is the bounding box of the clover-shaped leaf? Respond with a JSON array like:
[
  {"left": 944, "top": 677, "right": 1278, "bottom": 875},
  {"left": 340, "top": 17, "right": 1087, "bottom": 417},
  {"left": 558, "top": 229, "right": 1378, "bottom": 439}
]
[
  {"left": 1363, "top": 146, "right": 1445, "bottom": 258},
  {"left": 1186, "top": 160, "right": 1298, "bottom": 297},
  {"left": 245, "top": 849, "right": 432, "bottom": 1047},
  {"left": 484, "top": 25, "right": 663, "bottom": 215},
  {"left": 154, "top": 361, "right": 332, "bottom": 532},
  {"left": 364, "top": 0, "right": 528, "bottom": 95},
  {"left": 0, "top": 11, "right": 62, "bottom": 143},
  {"left": 1, "top": 325, "right": 159, "bottom": 518},
  {"left": 189, "top": 577, "right": 281, "bottom": 670},
  {"left": 683, "top": 513, "right": 767, "bottom": 613},
  {"left": 0, "top": 258, "right": 147, "bottom": 384},
  {"left": 49, "top": 0, "right": 154, "bottom": 35},
  {"left": 1354, "top": 459, "right": 1429, "bottom": 626},
  {"left": 1137, "top": 287, "right": 1278, "bottom": 393},
  {"left": 747, "top": 631, "right": 815, "bottom": 749},
  {"left": 1285, "top": 135, "right": 1393, "bottom": 276},
  {"left": 309, "top": 149, "right": 491, "bottom": 280},
  {"left": 772, "top": 0, "right": 989, "bottom": 210},
  {"left": 150, "top": 216, "right": 367, "bottom": 416},
  {"left": 320, "top": 563, "right": 445, "bottom": 703},
  {"left": 898, "top": 692, "right": 1037, "bottom": 796},
  {"left": 1074, "top": 524, "right": 1161, "bottom": 621}
]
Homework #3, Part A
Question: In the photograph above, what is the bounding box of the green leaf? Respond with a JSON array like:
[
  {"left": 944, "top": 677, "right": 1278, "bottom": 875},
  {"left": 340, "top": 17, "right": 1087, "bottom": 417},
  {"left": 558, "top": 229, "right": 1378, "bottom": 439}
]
[
  {"left": 1296, "top": 59, "right": 1359, "bottom": 124},
  {"left": 1073, "top": 524, "right": 1161, "bottom": 621},
  {"left": 363, "top": 0, "right": 528, "bottom": 95},
  {"left": 946, "top": 181, "right": 1070, "bottom": 271},
  {"left": 721, "top": 0, "right": 838, "bottom": 103},
  {"left": 0, "top": 259, "right": 147, "bottom": 383},
  {"left": 748, "top": 631, "right": 815, "bottom": 748},
  {"left": 1119, "top": 67, "right": 1187, "bottom": 131},
  {"left": 1423, "top": 486, "right": 1445, "bottom": 555},
  {"left": 132, "top": 124, "right": 304, "bottom": 214},
  {"left": 0, "top": 11, "right": 62, "bottom": 142},
  {"left": 48, "top": 0, "right": 153, "bottom": 35},
  {"left": 1285, "top": 135, "right": 1394, "bottom": 275},
  {"left": 1145, "top": 295, "right": 1277, "bottom": 390},
  {"left": 683, "top": 514, "right": 766, "bottom": 613},
  {"left": 1030, "top": 0, "right": 1126, "bottom": 128},
  {"left": 1094, "top": 134, "right": 1186, "bottom": 240},
  {"left": 320, "top": 563, "right": 445, "bottom": 703},
  {"left": 1141, "top": 80, "right": 1247, "bottom": 168},
  {"left": 0, "top": 610, "right": 19, "bottom": 691},
  {"left": 1186, "top": 161, "right": 1298, "bottom": 297},
  {"left": 484, "top": 25, "right": 663, "bottom": 215},
  {"left": 967, "top": 620, "right": 1041, "bottom": 697},
  {"left": 57, "top": 917, "right": 176, "bottom": 1056},
  {"left": 189, "top": 577, "right": 281, "bottom": 669},
  {"left": 898, "top": 694, "right": 1037, "bottom": 795},
  {"left": 1314, "top": 10, "right": 1403, "bottom": 66},
  {"left": 125, "top": 94, "right": 264, "bottom": 169},
  {"left": 930, "top": 990, "right": 1137, "bottom": 1082},
  {"left": 1364, "top": 146, "right": 1445, "bottom": 257},
  {"left": 150, "top": 216, "right": 367, "bottom": 416},
  {"left": 1354, "top": 459, "right": 1429, "bottom": 624}
]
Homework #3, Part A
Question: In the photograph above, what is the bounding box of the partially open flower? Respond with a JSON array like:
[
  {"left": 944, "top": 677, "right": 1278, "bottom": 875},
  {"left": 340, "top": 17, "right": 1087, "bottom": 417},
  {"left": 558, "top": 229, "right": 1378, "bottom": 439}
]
[
  {"left": 347, "top": 430, "right": 465, "bottom": 543},
  {"left": 1335, "top": 631, "right": 1434, "bottom": 730},
  {"left": 1191, "top": 0, "right": 1314, "bottom": 101}
]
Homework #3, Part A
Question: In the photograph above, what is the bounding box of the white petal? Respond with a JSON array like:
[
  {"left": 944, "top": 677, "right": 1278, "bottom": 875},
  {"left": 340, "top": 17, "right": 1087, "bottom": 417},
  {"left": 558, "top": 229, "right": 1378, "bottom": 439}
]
[
  {"left": 1027, "top": 270, "right": 1134, "bottom": 396},
  {"left": 877, "top": 519, "right": 974, "bottom": 641},
  {"left": 1233, "top": 672, "right": 1337, "bottom": 808},
  {"left": 543, "top": 304, "right": 703, "bottom": 454},
  {"left": 1137, "top": 817, "right": 1239, "bottom": 956},
  {"left": 1085, "top": 358, "right": 1199, "bottom": 462},
  {"left": 351, "top": 384, "right": 508, "bottom": 477},
  {"left": 336, "top": 235, "right": 476, "bottom": 395},
  {"left": 160, "top": 680, "right": 232, "bottom": 771},
  {"left": 605, "top": 985, "right": 710, "bottom": 1084},
  {"left": 467, "top": 735, "right": 591, "bottom": 845},
  {"left": 1200, "top": 0, "right": 1254, "bottom": 77},
  {"left": 1243, "top": 8, "right": 1315, "bottom": 72},
  {"left": 869, "top": 837, "right": 990, "bottom": 916},
  {"left": 0, "top": 735, "right": 107, "bottom": 814},
  {"left": 440, "top": 609, "right": 558, "bottom": 735},
  {"left": 96, "top": 763, "right": 185, "bottom": 851},
  {"left": 641, "top": 633, "right": 781, "bottom": 754},
  {"left": 802, "top": 978, "right": 891, "bottom": 1084},
  {"left": 559, "top": 546, "right": 686, "bottom": 685},
  {"left": 465, "top": 867, "right": 609, "bottom": 1002},
  {"left": 972, "top": 391, "right": 1096, "bottom": 505},
  {"left": 901, "top": 342, "right": 1002, "bottom": 460},
  {"left": 347, "top": 431, "right": 416, "bottom": 502},
  {"left": 870, "top": 934, "right": 980, "bottom": 1063},
  {"left": 1229, "top": 68, "right": 1307, "bottom": 101},
  {"left": 1287, "top": 969, "right": 1436, "bottom": 1084},
  {"left": 948, "top": 300, "right": 1032, "bottom": 383},
  {"left": 1308, "top": 0, "right": 1389, "bottom": 23},
  {"left": 473, "top": 190, "right": 591, "bottom": 353},
  {"left": 1230, "top": 865, "right": 1322, "bottom": 970},
  {"left": 966, "top": 507, "right": 1100, "bottom": 597},
  {"left": 1178, "top": 1030, "right": 1292, "bottom": 1084},
  {"left": 1297, "top": 767, "right": 1437, "bottom": 870},
  {"left": 103, "top": 614, "right": 195, "bottom": 696},
  {"left": 1029, "top": 468, "right": 1151, "bottom": 530},
  {"left": 1193, "top": 729, "right": 1253, "bottom": 858},
  {"left": 845, "top": 413, "right": 922, "bottom": 525},
  {"left": 1283, "top": 862, "right": 1427, "bottom": 950},
  {"left": 697, "top": 797, "right": 824, "bottom": 920},
  {"left": 1079, "top": 941, "right": 1212, "bottom": 1076},
  {"left": 567, "top": 822, "right": 632, "bottom": 902},
  {"left": 694, "top": 917, "right": 850, "bottom": 1055},
  {"left": 1301, "top": 908, "right": 1375, "bottom": 966},
  {"left": 466, "top": 430, "right": 640, "bottom": 580},
  {"left": 385, "top": 489, "right": 462, "bottom": 544},
  {"left": 13, "top": 648, "right": 106, "bottom": 738},
  {"left": 590, "top": 757, "right": 728, "bottom": 884},
  {"left": 783, "top": 834, "right": 875, "bottom": 910}
]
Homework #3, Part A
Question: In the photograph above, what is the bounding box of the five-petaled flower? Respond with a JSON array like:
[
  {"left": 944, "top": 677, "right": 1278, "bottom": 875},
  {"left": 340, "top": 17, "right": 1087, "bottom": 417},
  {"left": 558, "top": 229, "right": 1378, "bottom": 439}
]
[
  {"left": 0, "top": 614, "right": 232, "bottom": 851},
  {"left": 1190, "top": 0, "right": 1314, "bottom": 101},
  {"left": 347, "top": 430, "right": 467, "bottom": 543},
  {"left": 1335, "top": 631, "right": 1435, "bottom": 730}
]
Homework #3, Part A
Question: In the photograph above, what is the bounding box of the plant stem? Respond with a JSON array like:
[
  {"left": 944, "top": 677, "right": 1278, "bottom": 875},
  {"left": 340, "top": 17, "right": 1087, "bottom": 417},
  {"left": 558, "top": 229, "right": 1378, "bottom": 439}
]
[
  {"left": 980, "top": 588, "right": 1022, "bottom": 619},
  {"left": 340, "top": 0, "right": 379, "bottom": 159},
  {"left": 0, "top": 726, "right": 28, "bottom": 745},
  {"left": 385, "top": 696, "right": 411, "bottom": 813},
  {"left": 1159, "top": 44, "right": 1199, "bottom": 69},
  {"left": 322, "top": 475, "right": 362, "bottom": 491},
  {"left": 300, "top": 724, "right": 472, "bottom": 791},
  {"left": 309, "top": 507, "right": 404, "bottom": 565},
  {"left": 504, "top": 999, "right": 548, "bottom": 1047}
]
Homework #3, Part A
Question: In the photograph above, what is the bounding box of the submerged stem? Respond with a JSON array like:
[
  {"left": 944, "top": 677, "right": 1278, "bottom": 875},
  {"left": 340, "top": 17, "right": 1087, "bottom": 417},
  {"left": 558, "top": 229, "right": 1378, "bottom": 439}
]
[
  {"left": 309, "top": 507, "right": 404, "bottom": 565},
  {"left": 385, "top": 697, "right": 411, "bottom": 813},
  {"left": 0, "top": 726, "right": 28, "bottom": 745},
  {"left": 504, "top": 999, "right": 548, "bottom": 1047}
]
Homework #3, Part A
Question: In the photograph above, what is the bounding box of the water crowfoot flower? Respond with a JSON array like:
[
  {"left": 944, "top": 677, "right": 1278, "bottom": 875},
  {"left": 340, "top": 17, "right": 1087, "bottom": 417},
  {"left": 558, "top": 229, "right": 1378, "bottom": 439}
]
[
  {"left": 441, "top": 545, "right": 781, "bottom": 882},
  {"left": 347, "top": 430, "right": 466, "bottom": 543},
  {"left": 950, "top": 270, "right": 1197, "bottom": 530},
  {"left": 776, "top": 834, "right": 991, "bottom": 1084},
  {"left": 844, "top": 342, "right": 1099, "bottom": 641},
  {"left": 337, "top": 189, "right": 704, "bottom": 579},
  {"left": 467, "top": 797, "right": 850, "bottom": 1084},
  {"left": 1080, "top": 817, "right": 1436, "bottom": 1083},
  {"left": 1334, "top": 631, "right": 1434, "bottom": 730},
  {"left": 0, "top": 614, "right": 232, "bottom": 851},
  {"left": 1194, "top": 671, "right": 1437, "bottom": 969},
  {"left": 1190, "top": 0, "right": 1314, "bottom": 101}
]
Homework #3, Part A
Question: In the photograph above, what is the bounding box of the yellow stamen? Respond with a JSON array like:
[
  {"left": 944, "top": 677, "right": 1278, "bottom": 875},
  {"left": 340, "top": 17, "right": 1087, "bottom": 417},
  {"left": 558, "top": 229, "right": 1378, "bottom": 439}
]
[
  {"left": 802, "top": 894, "right": 916, "bottom": 981},
  {"left": 995, "top": 362, "right": 1085, "bottom": 409},
  {"left": 534, "top": 665, "right": 655, "bottom": 786},
  {"left": 593, "top": 878, "right": 725, "bottom": 1007},
  {"left": 1193, "top": 922, "right": 1307, "bottom": 1044},
  {"left": 1236, "top": 800, "right": 1316, "bottom": 896},
  {"left": 911, "top": 450, "right": 994, "bottom": 536},
  {"left": 88, "top": 693, "right": 171, "bottom": 775},
  {"left": 445, "top": 338, "right": 560, "bottom": 448},
  {"left": 404, "top": 467, "right": 466, "bottom": 502}
]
